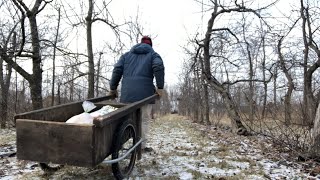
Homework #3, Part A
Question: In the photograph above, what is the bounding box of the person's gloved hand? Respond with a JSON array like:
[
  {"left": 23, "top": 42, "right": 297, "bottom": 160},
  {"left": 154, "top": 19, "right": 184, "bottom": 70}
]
[
  {"left": 156, "top": 89, "right": 164, "bottom": 97},
  {"left": 108, "top": 89, "right": 118, "bottom": 98}
]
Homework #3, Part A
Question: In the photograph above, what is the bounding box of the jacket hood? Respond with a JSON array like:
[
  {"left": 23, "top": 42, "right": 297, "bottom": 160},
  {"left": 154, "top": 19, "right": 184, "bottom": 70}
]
[{"left": 131, "top": 43, "right": 153, "bottom": 54}]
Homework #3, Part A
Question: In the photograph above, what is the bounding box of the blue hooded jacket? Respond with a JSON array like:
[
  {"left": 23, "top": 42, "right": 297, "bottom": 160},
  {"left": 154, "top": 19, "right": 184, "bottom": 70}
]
[{"left": 110, "top": 43, "right": 165, "bottom": 103}]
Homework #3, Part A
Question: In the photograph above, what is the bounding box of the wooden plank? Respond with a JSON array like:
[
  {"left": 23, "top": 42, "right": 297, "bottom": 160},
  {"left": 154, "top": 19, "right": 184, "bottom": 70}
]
[
  {"left": 93, "top": 116, "right": 125, "bottom": 164},
  {"left": 15, "top": 95, "right": 115, "bottom": 122},
  {"left": 16, "top": 119, "right": 96, "bottom": 167},
  {"left": 93, "top": 112, "right": 141, "bottom": 163},
  {"left": 93, "top": 94, "right": 158, "bottom": 127}
]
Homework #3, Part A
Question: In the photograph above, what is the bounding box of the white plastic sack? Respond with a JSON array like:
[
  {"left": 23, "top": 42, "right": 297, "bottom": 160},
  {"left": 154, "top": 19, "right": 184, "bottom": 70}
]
[
  {"left": 82, "top": 100, "right": 96, "bottom": 112},
  {"left": 66, "top": 112, "right": 93, "bottom": 124},
  {"left": 66, "top": 101, "right": 96, "bottom": 124},
  {"left": 90, "top": 105, "right": 117, "bottom": 118}
]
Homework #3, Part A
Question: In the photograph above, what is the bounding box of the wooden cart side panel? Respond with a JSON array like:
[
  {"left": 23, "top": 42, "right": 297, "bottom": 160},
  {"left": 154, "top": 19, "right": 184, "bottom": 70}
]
[
  {"left": 16, "top": 119, "right": 95, "bottom": 167},
  {"left": 15, "top": 95, "right": 115, "bottom": 122},
  {"left": 15, "top": 105, "right": 83, "bottom": 122},
  {"left": 93, "top": 117, "right": 123, "bottom": 164}
]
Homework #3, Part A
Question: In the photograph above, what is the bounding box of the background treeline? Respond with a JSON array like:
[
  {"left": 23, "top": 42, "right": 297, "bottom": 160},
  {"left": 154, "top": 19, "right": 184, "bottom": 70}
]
[{"left": 176, "top": 0, "right": 320, "bottom": 158}]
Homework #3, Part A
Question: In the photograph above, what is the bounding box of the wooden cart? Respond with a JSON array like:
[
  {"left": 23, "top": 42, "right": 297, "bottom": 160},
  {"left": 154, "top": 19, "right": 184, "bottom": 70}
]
[{"left": 15, "top": 94, "right": 158, "bottom": 179}]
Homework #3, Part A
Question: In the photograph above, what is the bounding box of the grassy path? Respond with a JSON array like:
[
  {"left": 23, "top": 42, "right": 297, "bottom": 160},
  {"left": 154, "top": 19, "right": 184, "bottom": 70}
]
[{"left": 132, "top": 114, "right": 308, "bottom": 179}]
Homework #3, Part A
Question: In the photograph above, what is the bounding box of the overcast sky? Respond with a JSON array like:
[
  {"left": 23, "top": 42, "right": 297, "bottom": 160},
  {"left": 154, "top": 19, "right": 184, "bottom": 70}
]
[{"left": 106, "top": 0, "right": 202, "bottom": 87}]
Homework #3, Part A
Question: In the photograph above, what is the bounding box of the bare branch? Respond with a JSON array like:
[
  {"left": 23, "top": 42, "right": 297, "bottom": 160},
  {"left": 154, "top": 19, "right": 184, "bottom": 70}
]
[
  {"left": 92, "top": 18, "right": 119, "bottom": 29},
  {"left": 222, "top": 76, "right": 272, "bottom": 86},
  {"left": 4, "top": 22, "right": 19, "bottom": 48},
  {"left": 211, "top": 28, "right": 240, "bottom": 42},
  {"left": 0, "top": 45, "right": 32, "bottom": 81},
  {"left": 209, "top": 54, "right": 240, "bottom": 68},
  {"left": 11, "top": 0, "right": 26, "bottom": 56},
  {"left": 15, "top": 0, "right": 30, "bottom": 12},
  {"left": 41, "top": 39, "right": 88, "bottom": 58},
  {"left": 36, "top": 0, "right": 53, "bottom": 14},
  {"left": 62, "top": 73, "right": 87, "bottom": 85}
]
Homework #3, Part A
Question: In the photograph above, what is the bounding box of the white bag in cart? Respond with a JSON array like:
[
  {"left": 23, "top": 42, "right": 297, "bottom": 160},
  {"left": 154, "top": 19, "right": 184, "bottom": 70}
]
[
  {"left": 65, "top": 112, "right": 94, "bottom": 124},
  {"left": 66, "top": 101, "right": 96, "bottom": 124}
]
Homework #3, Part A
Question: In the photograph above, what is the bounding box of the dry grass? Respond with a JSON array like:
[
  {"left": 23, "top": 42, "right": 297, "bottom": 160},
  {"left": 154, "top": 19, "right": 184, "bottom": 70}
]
[
  {"left": 0, "top": 128, "right": 15, "bottom": 146},
  {"left": 207, "top": 110, "right": 312, "bottom": 153},
  {"left": 210, "top": 114, "right": 233, "bottom": 126}
]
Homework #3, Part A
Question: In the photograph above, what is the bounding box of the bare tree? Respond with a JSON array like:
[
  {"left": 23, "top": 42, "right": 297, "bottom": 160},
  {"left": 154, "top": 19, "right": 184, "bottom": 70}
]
[
  {"left": 0, "top": 1, "right": 19, "bottom": 127},
  {"left": 197, "top": 0, "right": 273, "bottom": 135},
  {"left": 241, "top": 18, "right": 258, "bottom": 123},
  {"left": 261, "top": 35, "right": 268, "bottom": 119},
  {"left": 3, "top": 0, "right": 53, "bottom": 110},
  {"left": 277, "top": 35, "right": 295, "bottom": 125},
  {"left": 0, "top": 30, "right": 16, "bottom": 128},
  {"left": 51, "top": 6, "right": 61, "bottom": 106},
  {"left": 300, "top": 0, "right": 320, "bottom": 125},
  {"left": 85, "top": 0, "right": 95, "bottom": 98},
  {"left": 199, "top": 55, "right": 210, "bottom": 125}
]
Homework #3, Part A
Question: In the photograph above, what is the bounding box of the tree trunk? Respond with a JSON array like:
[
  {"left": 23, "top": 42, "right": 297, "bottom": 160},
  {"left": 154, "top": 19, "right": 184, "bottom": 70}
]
[
  {"left": 95, "top": 52, "right": 102, "bottom": 97},
  {"left": 51, "top": 7, "right": 61, "bottom": 106},
  {"left": 203, "top": 83, "right": 211, "bottom": 125},
  {"left": 278, "top": 36, "right": 294, "bottom": 126},
  {"left": 199, "top": 55, "right": 210, "bottom": 125},
  {"left": 0, "top": 29, "right": 16, "bottom": 128},
  {"left": 301, "top": 0, "right": 319, "bottom": 126},
  {"left": 302, "top": 12, "right": 311, "bottom": 125},
  {"left": 221, "top": 90, "right": 248, "bottom": 134},
  {"left": 273, "top": 66, "right": 278, "bottom": 108},
  {"left": 28, "top": 13, "right": 43, "bottom": 110},
  {"left": 193, "top": 75, "right": 201, "bottom": 123},
  {"left": 86, "top": 0, "right": 95, "bottom": 98},
  {"left": 244, "top": 40, "right": 255, "bottom": 123},
  {"left": 0, "top": 93, "right": 8, "bottom": 128},
  {"left": 310, "top": 103, "right": 320, "bottom": 157},
  {"left": 261, "top": 36, "right": 268, "bottom": 119},
  {"left": 0, "top": 62, "right": 11, "bottom": 128},
  {"left": 57, "top": 82, "right": 61, "bottom": 105}
]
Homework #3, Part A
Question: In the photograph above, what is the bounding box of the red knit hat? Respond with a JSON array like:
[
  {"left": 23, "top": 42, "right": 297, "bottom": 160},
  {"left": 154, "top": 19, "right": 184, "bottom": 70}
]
[{"left": 141, "top": 36, "right": 152, "bottom": 47}]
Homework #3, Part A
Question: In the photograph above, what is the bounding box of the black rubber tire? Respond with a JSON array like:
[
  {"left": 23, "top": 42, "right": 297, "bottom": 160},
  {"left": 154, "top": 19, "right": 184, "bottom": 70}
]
[
  {"left": 111, "top": 120, "right": 137, "bottom": 180},
  {"left": 39, "top": 163, "right": 63, "bottom": 172}
]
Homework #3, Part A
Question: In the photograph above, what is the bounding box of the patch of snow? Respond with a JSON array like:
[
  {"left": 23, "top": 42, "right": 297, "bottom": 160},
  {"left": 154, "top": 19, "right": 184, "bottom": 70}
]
[
  {"left": 227, "top": 160, "right": 250, "bottom": 169},
  {"left": 260, "top": 160, "right": 307, "bottom": 179},
  {"left": 179, "top": 171, "right": 193, "bottom": 179}
]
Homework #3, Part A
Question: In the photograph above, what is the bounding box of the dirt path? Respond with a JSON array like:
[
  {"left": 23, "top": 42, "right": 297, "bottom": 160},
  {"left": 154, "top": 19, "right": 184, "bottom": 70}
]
[
  {"left": 133, "top": 115, "right": 312, "bottom": 179},
  {"left": 0, "top": 114, "right": 317, "bottom": 179}
]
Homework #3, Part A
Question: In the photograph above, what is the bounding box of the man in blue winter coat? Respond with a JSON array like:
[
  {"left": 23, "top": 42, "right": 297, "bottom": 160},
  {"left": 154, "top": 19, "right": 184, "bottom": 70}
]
[{"left": 109, "top": 36, "right": 165, "bottom": 152}]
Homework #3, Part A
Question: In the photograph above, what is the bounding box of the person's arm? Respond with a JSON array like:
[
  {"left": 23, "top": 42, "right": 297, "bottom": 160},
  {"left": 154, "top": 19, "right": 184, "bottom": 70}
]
[
  {"left": 110, "top": 54, "right": 125, "bottom": 91},
  {"left": 152, "top": 53, "right": 165, "bottom": 90}
]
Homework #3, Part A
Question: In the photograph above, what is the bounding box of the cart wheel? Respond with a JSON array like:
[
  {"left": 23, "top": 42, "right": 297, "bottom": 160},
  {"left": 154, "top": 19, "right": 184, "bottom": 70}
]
[
  {"left": 112, "top": 120, "right": 137, "bottom": 179},
  {"left": 39, "top": 163, "right": 63, "bottom": 172}
]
